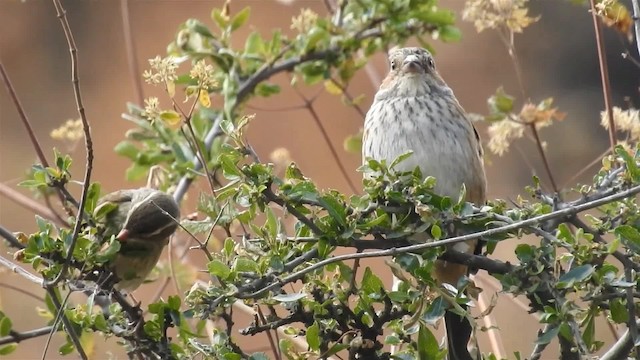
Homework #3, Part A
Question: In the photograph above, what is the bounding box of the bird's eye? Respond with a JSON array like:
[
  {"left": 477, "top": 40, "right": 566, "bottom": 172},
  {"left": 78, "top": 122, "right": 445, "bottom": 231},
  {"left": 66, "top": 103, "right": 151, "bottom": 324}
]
[
  {"left": 427, "top": 58, "right": 435, "bottom": 69},
  {"left": 390, "top": 60, "right": 397, "bottom": 70}
]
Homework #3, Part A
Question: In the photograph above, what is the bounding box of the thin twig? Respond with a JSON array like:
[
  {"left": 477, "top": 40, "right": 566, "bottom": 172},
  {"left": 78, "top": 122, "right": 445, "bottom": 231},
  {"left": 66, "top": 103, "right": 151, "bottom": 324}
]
[
  {"left": 0, "top": 326, "right": 57, "bottom": 346},
  {"left": 632, "top": 0, "right": 640, "bottom": 59},
  {"left": 120, "top": 0, "right": 144, "bottom": 105},
  {"left": 238, "top": 183, "right": 640, "bottom": 299},
  {"left": 624, "top": 264, "right": 640, "bottom": 358},
  {"left": 42, "top": 288, "right": 87, "bottom": 360},
  {"left": 0, "top": 183, "right": 66, "bottom": 229},
  {"left": 49, "top": 0, "right": 94, "bottom": 287},
  {"left": 0, "top": 282, "right": 45, "bottom": 302},
  {"left": 589, "top": 0, "right": 617, "bottom": 153},
  {"left": 0, "top": 63, "right": 78, "bottom": 212},
  {"left": 293, "top": 87, "right": 358, "bottom": 193}
]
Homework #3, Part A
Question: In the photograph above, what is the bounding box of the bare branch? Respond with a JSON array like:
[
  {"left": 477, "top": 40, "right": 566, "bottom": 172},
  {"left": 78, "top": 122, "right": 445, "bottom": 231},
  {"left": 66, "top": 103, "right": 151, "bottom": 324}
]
[{"left": 49, "top": 0, "right": 94, "bottom": 287}]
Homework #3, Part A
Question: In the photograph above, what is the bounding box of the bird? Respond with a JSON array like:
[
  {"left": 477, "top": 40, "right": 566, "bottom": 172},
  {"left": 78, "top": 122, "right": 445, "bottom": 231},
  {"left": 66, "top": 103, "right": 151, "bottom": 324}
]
[
  {"left": 362, "top": 47, "right": 487, "bottom": 360},
  {"left": 94, "top": 188, "right": 180, "bottom": 292}
]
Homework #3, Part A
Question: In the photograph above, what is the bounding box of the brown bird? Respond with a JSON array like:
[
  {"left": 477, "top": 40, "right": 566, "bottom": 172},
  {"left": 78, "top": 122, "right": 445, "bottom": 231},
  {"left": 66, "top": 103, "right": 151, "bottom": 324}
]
[
  {"left": 95, "top": 188, "right": 180, "bottom": 292},
  {"left": 363, "top": 47, "right": 487, "bottom": 360}
]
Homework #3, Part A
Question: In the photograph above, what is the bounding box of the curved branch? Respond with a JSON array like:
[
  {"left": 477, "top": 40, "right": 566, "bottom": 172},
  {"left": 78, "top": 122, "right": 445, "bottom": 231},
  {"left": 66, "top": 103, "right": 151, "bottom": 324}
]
[{"left": 235, "top": 182, "right": 640, "bottom": 299}]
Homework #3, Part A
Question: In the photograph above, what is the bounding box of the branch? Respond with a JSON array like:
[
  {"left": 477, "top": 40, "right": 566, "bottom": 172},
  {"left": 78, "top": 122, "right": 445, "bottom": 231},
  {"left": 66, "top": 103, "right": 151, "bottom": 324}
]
[
  {"left": 0, "top": 326, "right": 57, "bottom": 346},
  {"left": 49, "top": 0, "right": 94, "bottom": 287},
  {"left": 237, "top": 182, "right": 640, "bottom": 298},
  {"left": 589, "top": 0, "right": 617, "bottom": 153}
]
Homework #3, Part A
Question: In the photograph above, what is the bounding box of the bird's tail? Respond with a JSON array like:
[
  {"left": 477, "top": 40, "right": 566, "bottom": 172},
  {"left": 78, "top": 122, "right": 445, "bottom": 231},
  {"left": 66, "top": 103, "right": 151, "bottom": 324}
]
[{"left": 444, "top": 308, "right": 478, "bottom": 360}]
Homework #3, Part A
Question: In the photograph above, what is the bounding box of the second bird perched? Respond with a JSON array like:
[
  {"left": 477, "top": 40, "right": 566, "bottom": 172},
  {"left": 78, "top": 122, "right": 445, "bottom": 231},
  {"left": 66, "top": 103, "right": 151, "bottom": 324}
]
[
  {"left": 95, "top": 188, "right": 180, "bottom": 292},
  {"left": 362, "top": 47, "right": 487, "bottom": 360}
]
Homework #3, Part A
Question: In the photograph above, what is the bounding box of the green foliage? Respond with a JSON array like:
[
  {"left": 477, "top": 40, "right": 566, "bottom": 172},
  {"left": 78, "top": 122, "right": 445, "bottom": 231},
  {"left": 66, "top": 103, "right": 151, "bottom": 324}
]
[{"left": 7, "top": 1, "right": 640, "bottom": 359}]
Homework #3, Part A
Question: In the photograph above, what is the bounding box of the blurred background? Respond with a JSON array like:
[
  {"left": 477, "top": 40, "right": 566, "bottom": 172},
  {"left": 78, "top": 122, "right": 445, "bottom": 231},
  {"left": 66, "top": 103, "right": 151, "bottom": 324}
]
[{"left": 0, "top": 0, "right": 638, "bottom": 358}]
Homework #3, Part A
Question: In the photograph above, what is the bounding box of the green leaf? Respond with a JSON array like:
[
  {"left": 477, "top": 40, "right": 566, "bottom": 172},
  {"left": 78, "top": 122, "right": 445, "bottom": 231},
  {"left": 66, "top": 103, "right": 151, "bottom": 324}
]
[
  {"left": 211, "top": 8, "right": 229, "bottom": 30},
  {"left": 615, "top": 145, "right": 640, "bottom": 182},
  {"left": 272, "top": 293, "right": 307, "bottom": 302},
  {"left": 418, "top": 323, "right": 440, "bottom": 360},
  {"left": 207, "top": 260, "right": 232, "bottom": 280},
  {"left": 58, "top": 341, "right": 75, "bottom": 355},
  {"left": 422, "top": 296, "right": 447, "bottom": 325},
  {"left": 609, "top": 299, "right": 629, "bottom": 323},
  {"left": 230, "top": 7, "right": 251, "bottom": 31},
  {"left": 318, "top": 194, "right": 347, "bottom": 227},
  {"left": 488, "top": 87, "right": 514, "bottom": 115},
  {"left": 430, "top": 224, "right": 442, "bottom": 240},
  {"left": 0, "top": 317, "right": 11, "bottom": 337},
  {"left": 85, "top": 182, "right": 101, "bottom": 214},
  {"left": 306, "top": 322, "right": 321, "bottom": 351},
  {"left": 233, "top": 257, "right": 259, "bottom": 274},
  {"left": 114, "top": 141, "right": 139, "bottom": 161},
  {"left": 361, "top": 267, "right": 384, "bottom": 294},
  {"left": 390, "top": 151, "right": 414, "bottom": 169},
  {"left": 343, "top": 132, "right": 362, "bottom": 154},
  {"left": 615, "top": 225, "right": 640, "bottom": 254},
  {"left": 168, "top": 295, "right": 181, "bottom": 311},
  {"left": 557, "top": 265, "right": 595, "bottom": 289},
  {"left": 439, "top": 25, "right": 462, "bottom": 43},
  {"left": 534, "top": 325, "right": 559, "bottom": 345},
  {"left": 0, "top": 344, "right": 17, "bottom": 355}
]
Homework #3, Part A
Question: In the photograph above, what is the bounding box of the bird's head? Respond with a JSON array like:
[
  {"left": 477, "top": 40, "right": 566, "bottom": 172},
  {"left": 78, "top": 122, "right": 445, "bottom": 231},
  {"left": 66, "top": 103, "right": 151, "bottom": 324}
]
[
  {"left": 377, "top": 47, "right": 451, "bottom": 99},
  {"left": 115, "top": 188, "right": 180, "bottom": 244}
]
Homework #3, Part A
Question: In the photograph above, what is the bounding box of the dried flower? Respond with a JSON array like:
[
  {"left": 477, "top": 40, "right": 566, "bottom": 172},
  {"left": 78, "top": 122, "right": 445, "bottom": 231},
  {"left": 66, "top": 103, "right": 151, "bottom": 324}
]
[
  {"left": 142, "top": 97, "right": 161, "bottom": 121},
  {"left": 487, "top": 119, "right": 525, "bottom": 156},
  {"left": 190, "top": 60, "right": 217, "bottom": 90},
  {"left": 291, "top": 8, "right": 318, "bottom": 33},
  {"left": 50, "top": 119, "right": 84, "bottom": 142},
  {"left": 463, "top": 0, "right": 539, "bottom": 33},
  {"left": 601, "top": 106, "right": 640, "bottom": 141},
  {"left": 143, "top": 56, "right": 179, "bottom": 86}
]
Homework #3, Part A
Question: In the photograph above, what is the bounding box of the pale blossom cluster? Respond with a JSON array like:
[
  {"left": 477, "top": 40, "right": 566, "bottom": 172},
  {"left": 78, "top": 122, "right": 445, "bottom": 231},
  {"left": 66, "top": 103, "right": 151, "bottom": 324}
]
[
  {"left": 291, "top": 8, "right": 318, "bottom": 33},
  {"left": 142, "top": 97, "right": 161, "bottom": 121},
  {"left": 190, "top": 60, "right": 217, "bottom": 90},
  {"left": 143, "top": 56, "right": 179, "bottom": 85},
  {"left": 462, "top": 0, "right": 539, "bottom": 33},
  {"left": 601, "top": 107, "right": 640, "bottom": 142},
  {"left": 488, "top": 100, "right": 564, "bottom": 156},
  {"left": 50, "top": 119, "right": 84, "bottom": 142},
  {"left": 487, "top": 119, "right": 524, "bottom": 156}
]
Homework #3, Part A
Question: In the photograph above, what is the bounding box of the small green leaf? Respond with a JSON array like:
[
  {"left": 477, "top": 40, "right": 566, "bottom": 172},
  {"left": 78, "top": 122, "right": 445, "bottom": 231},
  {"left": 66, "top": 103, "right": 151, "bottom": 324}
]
[
  {"left": 361, "top": 267, "right": 384, "bottom": 294},
  {"left": 230, "top": 7, "right": 251, "bottom": 31},
  {"left": 0, "top": 344, "right": 17, "bottom": 355},
  {"left": 58, "top": 341, "right": 75, "bottom": 355},
  {"left": 168, "top": 295, "right": 181, "bottom": 311},
  {"left": 615, "top": 225, "right": 640, "bottom": 254},
  {"left": 610, "top": 299, "right": 629, "bottom": 323},
  {"left": 319, "top": 194, "right": 347, "bottom": 227},
  {"left": 390, "top": 151, "right": 414, "bottom": 169},
  {"left": 535, "top": 325, "right": 559, "bottom": 345},
  {"left": 422, "top": 296, "right": 447, "bottom": 326},
  {"left": 418, "top": 323, "right": 440, "bottom": 360},
  {"left": 557, "top": 265, "right": 595, "bottom": 289},
  {"left": 616, "top": 146, "right": 640, "bottom": 182},
  {"left": 272, "top": 293, "right": 307, "bottom": 303},
  {"left": 114, "top": 141, "right": 139, "bottom": 161},
  {"left": 430, "top": 225, "right": 442, "bottom": 240},
  {"left": 207, "top": 260, "right": 232, "bottom": 280},
  {"left": 488, "top": 87, "right": 514, "bottom": 115},
  {"left": 306, "top": 322, "right": 321, "bottom": 351},
  {"left": 0, "top": 317, "right": 12, "bottom": 337}
]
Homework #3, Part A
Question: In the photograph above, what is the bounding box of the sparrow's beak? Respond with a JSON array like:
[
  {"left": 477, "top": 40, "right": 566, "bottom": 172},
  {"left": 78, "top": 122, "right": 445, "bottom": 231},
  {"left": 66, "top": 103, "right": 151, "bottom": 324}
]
[
  {"left": 116, "top": 229, "right": 130, "bottom": 242},
  {"left": 402, "top": 55, "right": 423, "bottom": 74}
]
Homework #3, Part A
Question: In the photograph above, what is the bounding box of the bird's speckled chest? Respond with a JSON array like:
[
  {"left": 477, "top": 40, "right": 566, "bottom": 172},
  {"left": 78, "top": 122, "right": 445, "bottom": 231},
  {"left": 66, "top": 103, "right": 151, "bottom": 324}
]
[{"left": 363, "top": 93, "right": 480, "bottom": 201}]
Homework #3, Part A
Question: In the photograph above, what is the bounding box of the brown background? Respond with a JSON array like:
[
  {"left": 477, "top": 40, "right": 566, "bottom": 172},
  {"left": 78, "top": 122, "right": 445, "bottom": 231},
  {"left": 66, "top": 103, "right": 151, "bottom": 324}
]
[{"left": 0, "top": 0, "right": 638, "bottom": 358}]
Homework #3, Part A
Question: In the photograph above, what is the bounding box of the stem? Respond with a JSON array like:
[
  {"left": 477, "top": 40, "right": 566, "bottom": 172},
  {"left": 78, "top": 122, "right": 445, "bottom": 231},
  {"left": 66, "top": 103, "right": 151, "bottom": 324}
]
[{"left": 589, "top": 0, "right": 617, "bottom": 153}]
